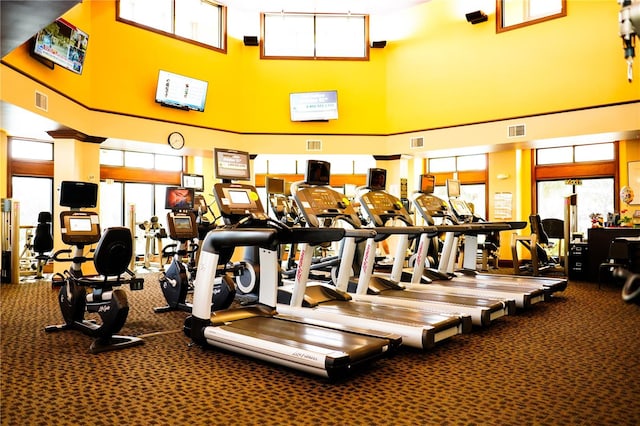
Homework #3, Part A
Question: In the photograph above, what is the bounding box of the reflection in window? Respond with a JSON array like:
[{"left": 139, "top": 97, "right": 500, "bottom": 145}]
[{"left": 497, "top": 0, "right": 566, "bottom": 33}]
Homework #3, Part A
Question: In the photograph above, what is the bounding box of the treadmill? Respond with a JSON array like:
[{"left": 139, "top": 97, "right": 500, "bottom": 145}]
[
  {"left": 275, "top": 172, "right": 470, "bottom": 350},
  {"left": 412, "top": 175, "right": 566, "bottom": 300},
  {"left": 187, "top": 180, "right": 400, "bottom": 379},
  {"left": 342, "top": 168, "right": 513, "bottom": 327}
]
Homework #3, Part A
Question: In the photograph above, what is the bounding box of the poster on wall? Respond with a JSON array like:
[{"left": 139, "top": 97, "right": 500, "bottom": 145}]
[{"left": 493, "top": 192, "right": 513, "bottom": 220}]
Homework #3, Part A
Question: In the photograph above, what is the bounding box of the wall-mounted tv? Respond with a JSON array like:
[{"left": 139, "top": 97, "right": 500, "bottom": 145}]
[
  {"left": 155, "top": 70, "right": 208, "bottom": 112},
  {"left": 181, "top": 173, "right": 204, "bottom": 192},
  {"left": 59, "top": 181, "right": 98, "bottom": 208},
  {"left": 32, "top": 19, "right": 89, "bottom": 74},
  {"left": 366, "top": 168, "right": 387, "bottom": 191},
  {"left": 165, "top": 187, "right": 195, "bottom": 211},
  {"left": 290, "top": 90, "right": 338, "bottom": 122},
  {"left": 214, "top": 148, "right": 251, "bottom": 181}
]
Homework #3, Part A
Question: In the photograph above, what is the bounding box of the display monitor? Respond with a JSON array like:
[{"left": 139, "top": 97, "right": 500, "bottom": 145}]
[
  {"left": 181, "top": 173, "right": 204, "bottom": 192},
  {"left": 420, "top": 174, "right": 436, "bottom": 194},
  {"left": 304, "top": 160, "right": 331, "bottom": 186},
  {"left": 59, "top": 181, "right": 98, "bottom": 208},
  {"left": 446, "top": 179, "right": 461, "bottom": 198},
  {"left": 165, "top": 187, "right": 195, "bottom": 210},
  {"left": 68, "top": 216, "right": 93, "bottom": 232},
  {"left": 367, "top": 168, "right": 387, "bottom": 191},
  {"left": 265, "top": 177, "right": 285, "bottom": 195},
  {"left": 214, "top": 148, "right": 251, "bottom": 181},
  {"left": 290, "top": 90, "right": 338, "bottom": 122},
  {"left": 155, "top": 70, "right": 208, "bottom": 112},
  {"left": 32, "top": 18, "right": 89, "bottom": 74}
]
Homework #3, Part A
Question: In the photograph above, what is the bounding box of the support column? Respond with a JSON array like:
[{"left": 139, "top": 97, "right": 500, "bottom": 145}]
[{"left": 48, "top": 130, "right": 105, "bottom": 275}]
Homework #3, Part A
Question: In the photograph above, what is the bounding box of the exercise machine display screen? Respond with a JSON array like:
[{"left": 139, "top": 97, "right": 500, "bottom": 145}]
[
  {"left": 69, "top": 217, "right": 93, "bottom": 232},
  {"left": 419, "top": 174, "right": 435, "bottom": 194},
  {"left": 359, "top": 191, "right": 412, "bottom": 227},
  {"left": 228, "top": 189, "right": 251, "bottom": 205},
  {"left": 294, "top": 186, "right": 361, "bottom": 228},
  {"left": 59, "top": 181, "right": 98, "bottom": 209},
  {"left": 165, "top": 187, "right": 195, "bottom": 211},
  {"left": 304, "top": 160, "right": 330, "bottom": 186},
  {"left": 60, "top": 211, "right": 101, "bottom": 245},
  {"left": 366, "top": 168, "right": 387, "bottom": 191},
  {"left": 167, "top": 211, "right": 198, "bottom": 240}
]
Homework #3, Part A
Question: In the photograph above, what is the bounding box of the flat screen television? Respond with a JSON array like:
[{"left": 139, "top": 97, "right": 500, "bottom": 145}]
[
  {"left": 181, "top": 173, "right": 204, "bottom": 192},
  {"left": 155, "top": 70, "right": 208, "bottom": 112},
  {"left": 367, "top": 168, "right": 387, "bottom": 191},
  {"left": 290, "top": 90, "right": 338, "bottom": 122},
  {"left": 420, "top": 174, "right": 436, "bottom": 194},
  {"left": 446, "top": 179, "right": 461, "bottom": 198},
  {"left": 214, "top": 148, "right": 251, "bottom": 181},
  {"left": 304, "top": 160, "right": 331, "bottom": 186},
  {"left": 265, "top": 177, "right": 285, "bottom": 195},
  {"left": 59, "top": 181, "right": 98, "bottom": 208},
  {"left": 165, "top": 187, "right": 195, "bottom": 210},
  {"left": 32, "top": 18, "right": 89, "bottom": 74}
]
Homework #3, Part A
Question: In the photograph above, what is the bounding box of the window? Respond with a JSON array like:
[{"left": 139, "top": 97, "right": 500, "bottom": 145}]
[
  {"left": 117, "top": 0, "right": 226, "bottom": 52},
  {"left": 428, "top": 154, "right": 488, "bottom": 219},
  {"left": 534, "top": 142, "right": 617, "bottom": 236},
  {"left": 10, "top": 140, "right": 53, "bottom": 160},
  {"left": 536, "top": 143, "right": 614, "bottom": 165},
  {"left": 102, "top": 149, "right": 183, "bottom": 171},
  {"left": 262, "top": 13, "right": 368, "bottom": 59},
  {"left": 497, "top": 0, "right": 566, "bottom": 33}
]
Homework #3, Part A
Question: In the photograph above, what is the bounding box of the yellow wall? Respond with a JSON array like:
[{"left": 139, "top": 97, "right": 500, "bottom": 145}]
[{"left": 2, "top": 0, "right": 637, "bottom": 141}]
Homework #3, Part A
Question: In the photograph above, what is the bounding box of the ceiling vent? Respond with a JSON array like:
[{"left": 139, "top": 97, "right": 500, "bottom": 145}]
[
  {"left": 306, "top": 139, "right": 322, "bottom": 151},
  {"left": 507, "top": 124, "right": 526, "bottom": 138},
  {"left": 35, "top": 91, "right": 48, "bottom": 112},
  {"left": 410, "top": 136, "right": 424, "bottom": 149}
]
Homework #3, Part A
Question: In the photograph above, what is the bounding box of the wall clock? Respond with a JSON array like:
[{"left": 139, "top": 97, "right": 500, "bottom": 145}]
[{"left": 168, "top": 132, "right": 185, "bottom": 150}]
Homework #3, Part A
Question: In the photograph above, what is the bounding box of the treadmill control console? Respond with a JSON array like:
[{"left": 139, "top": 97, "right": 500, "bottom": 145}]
[
  {"left": 213, "top": 183, "right": 265, "bottom": 224},
  {"left": 358, "top": 190, "right": 412, "bottom": 227},
  {"left": 293, "top": 186, "right": 361, "bottom": 228}
]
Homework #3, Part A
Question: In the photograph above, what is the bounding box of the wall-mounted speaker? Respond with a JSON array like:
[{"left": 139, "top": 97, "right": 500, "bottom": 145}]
[
  {"left": 370, "top": 40, "right": 387, "bottom": 49},
  {"left": 243, "top": 36, "right": 259, "bottom": 46}
]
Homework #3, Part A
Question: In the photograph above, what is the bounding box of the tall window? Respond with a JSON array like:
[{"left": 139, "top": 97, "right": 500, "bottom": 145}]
[
  {"left": 497, "top": 0, "right": 566, "bottom": 33},
  {"left": 262, "top": 13, "right": 368, "bottom": 59},
  {"left": 534, "top": 142, "right": 617, "bottom": 236},
  {"left": 117, "top": 0, "right": 226, "bottom": 52},
  {"left": 428, "top": 154, "right": 488, "bottom": 220}
]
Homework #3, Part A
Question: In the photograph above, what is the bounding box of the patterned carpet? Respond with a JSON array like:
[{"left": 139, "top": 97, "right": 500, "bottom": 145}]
[{"left": 1, "top": 272, "right": 639, "bottom": 426}]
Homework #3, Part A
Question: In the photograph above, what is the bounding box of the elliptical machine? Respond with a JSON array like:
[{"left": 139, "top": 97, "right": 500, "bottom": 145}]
[
  {"left": 154, "top": 187, "right": 235, "bottom": 313},
  {"left": 45, "top": 181, "right": 144, "bottom": 354}
]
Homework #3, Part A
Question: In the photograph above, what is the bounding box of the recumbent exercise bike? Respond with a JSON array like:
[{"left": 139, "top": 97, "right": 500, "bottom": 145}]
[{"left": 44, "top": 181, "right": 144, "bottom": 354}]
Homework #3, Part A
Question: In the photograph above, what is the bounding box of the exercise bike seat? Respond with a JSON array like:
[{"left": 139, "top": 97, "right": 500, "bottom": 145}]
[{"left": 75, "top": 227, "right": 143, "bottom": 290}]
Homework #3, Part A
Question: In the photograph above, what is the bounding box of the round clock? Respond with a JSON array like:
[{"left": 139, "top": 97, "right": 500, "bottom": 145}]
[{"left": 168, "top": 132, "right": 185, "bottom": 150}]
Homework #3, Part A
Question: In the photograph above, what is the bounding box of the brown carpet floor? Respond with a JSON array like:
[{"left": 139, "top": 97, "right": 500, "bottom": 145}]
[{"left": 1, "top": 272, "right": 639, "bottom": 426}]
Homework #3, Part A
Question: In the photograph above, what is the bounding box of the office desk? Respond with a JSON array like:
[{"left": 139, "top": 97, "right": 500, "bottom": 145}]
[{"left": 586, "top": 227, "right": 640, "bottom": 281}]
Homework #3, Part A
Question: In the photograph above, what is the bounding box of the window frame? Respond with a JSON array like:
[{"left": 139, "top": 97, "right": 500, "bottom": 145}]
[
  {"left": 496, "top": 0, "right": 567, "bottom": 34},
  {"left": 260, "top": 12, "right": 370, "bottom": 61},
  {"left": 116, "top": 0, "right": 227, "bottom": 53}
]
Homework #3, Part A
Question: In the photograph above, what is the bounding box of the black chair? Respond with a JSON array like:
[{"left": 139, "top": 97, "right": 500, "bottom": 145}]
[
  {"left": 512, "top": 214, "right": 560, "bottom": 276},
  {"left": 541, "top": 218, "right": 564, "bottom": 264},
  {"left": 32, "top": 211, "right": 53, "bottom": 279}
]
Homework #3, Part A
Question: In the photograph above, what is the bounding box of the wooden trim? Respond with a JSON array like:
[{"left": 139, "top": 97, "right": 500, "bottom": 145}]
[
  {"left": 100, "top": 165, "right": 181, "bottom": 185},
  {"left": 47, "top": 129, "right": 106, "bottom": 144},
  {"left": 534, "top": 162, "right": 616, "bottom": 180},
  {"left": 9, "top": 159, "right": 54, "bottom": 177}
]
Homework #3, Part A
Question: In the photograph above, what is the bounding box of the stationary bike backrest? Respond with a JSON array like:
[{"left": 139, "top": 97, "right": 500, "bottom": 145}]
[
  {"left": 93, "top": 227, "right": 134, "bottom": 277},
  {"left": 33, "top": 211, "right": 54, "bottom": 253}
]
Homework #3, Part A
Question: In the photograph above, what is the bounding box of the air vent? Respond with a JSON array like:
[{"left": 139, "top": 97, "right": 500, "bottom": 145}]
[
  {"left": 35, "top": 91, "right": 48, "bottom": 111},
  {"left": 306, "top": 139, "right": 322, "bottom": 151},
  {"left": 507, "top": 124, "right": 526, "bottom": 138},
  {"left": 410, "top": 136, "right": 424, "bottom": 149}
]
